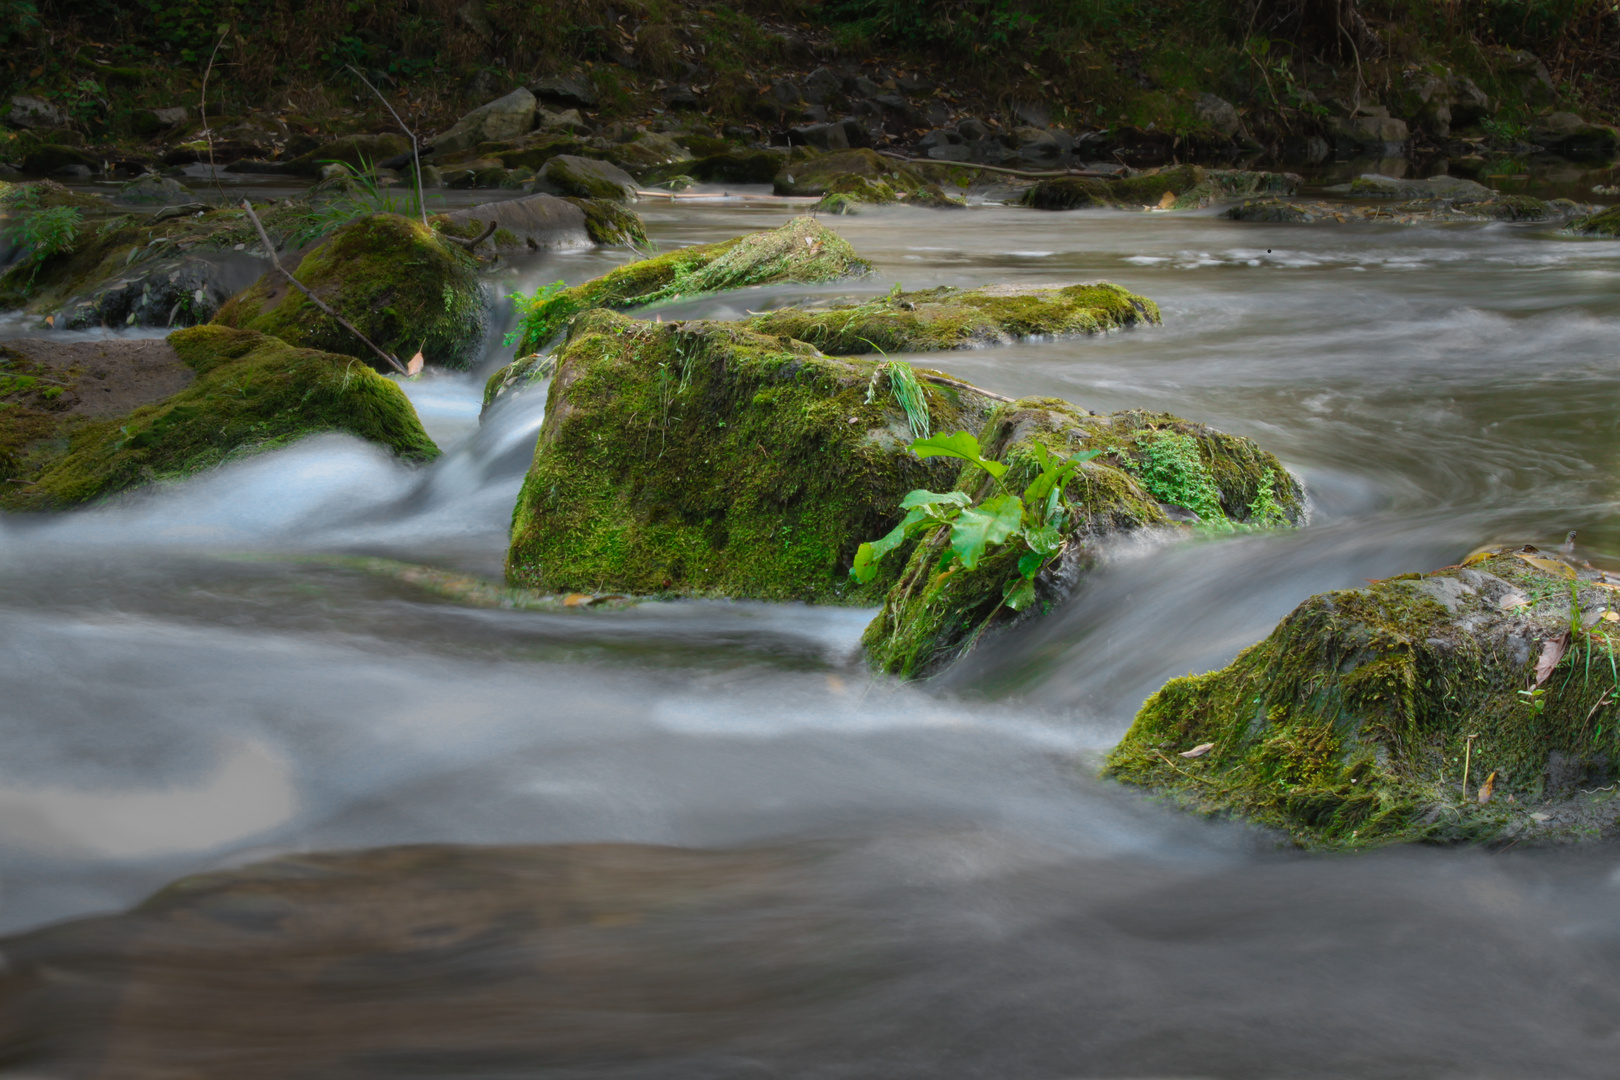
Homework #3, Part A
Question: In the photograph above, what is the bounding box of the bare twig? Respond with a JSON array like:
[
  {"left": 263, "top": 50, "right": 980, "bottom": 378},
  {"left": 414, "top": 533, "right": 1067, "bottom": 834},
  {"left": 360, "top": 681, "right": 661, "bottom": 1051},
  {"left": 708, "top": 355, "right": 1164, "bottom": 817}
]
[
  {"left": 346, "top": 64, "right": 427, "bottom": 228},
  {"left": 441, "top": 219, "right": 497, "bottom": 250},
  {"left": 916, "top": 371, "right": 1014, "bottom": 403},
  {"left": 199, "top": 28, "right": 230, "bottom": 207},
  {"left": 238, "top": 200, "right": 408, "bottom": 376}
]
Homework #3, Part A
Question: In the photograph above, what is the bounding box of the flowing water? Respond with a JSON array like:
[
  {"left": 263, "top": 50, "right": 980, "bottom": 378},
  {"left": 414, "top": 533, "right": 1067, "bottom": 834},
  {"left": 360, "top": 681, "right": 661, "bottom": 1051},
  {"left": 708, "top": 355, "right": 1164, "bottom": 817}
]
[{"left": 3, "top": 199, "right": 1620, "bottom": 1077}]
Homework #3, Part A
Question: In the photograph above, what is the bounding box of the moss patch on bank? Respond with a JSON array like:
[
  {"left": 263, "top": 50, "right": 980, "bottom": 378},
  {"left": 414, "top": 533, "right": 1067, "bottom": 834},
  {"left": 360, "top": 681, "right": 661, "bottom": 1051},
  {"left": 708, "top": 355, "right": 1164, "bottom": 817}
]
[
  {"left": 212, "top": 213, "right": 488, "bottom": 369},
  {"left": 861, "top": 403, "right": 1303, "bottom": 679},
  {"left": 1106, "top": 548, "right": 1620, "bottom": 849},
  {"left": 505, "top": 215, "right": 871, "bottom": 358},
  {"left": 1, "top": 325, "right": 437, "bottom": 511},
  {"left": 506, "top": 309, "right": 1003, "bottom": 601},
  {"left": 1023, "top": 166, "right": 1298, "bottom": 211},
  {"left": 746, "top": 283, "right": 1160, "bottom": 354}
]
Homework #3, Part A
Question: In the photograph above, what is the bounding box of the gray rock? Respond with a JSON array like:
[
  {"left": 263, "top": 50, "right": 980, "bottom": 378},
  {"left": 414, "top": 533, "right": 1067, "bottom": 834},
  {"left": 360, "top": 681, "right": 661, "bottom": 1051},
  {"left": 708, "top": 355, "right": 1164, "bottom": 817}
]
[
  {"left": 804, "top": 67, "right": 842, "bottom": 105},
  {"left": 60, "top": 252, "right": 267, "bottom": 331},
  {"left": 1013, "top": 126, "right": 1061, "bottom": 163},
  {"left": 116, "top": 175, "right": 195, "bottom": 204},
  {"left": 769, "top": 80, "right": 803, "bottom": 106},
  {"left": 1329, "top": 114, "right": 1410, "bottom": 155},
  {"left": 1012, "top": 101, "right": 1051, "bottom": 128},
  {"left": 1194, "top": 93, "right": 1242, "bottom": 138},
  {"left": 957, "top": 117, "right": 990, "bottom": 142},
  {"left": 9, "top": 94, "right": 63, "bottom": 129},
  {"left": 529, "top": 75, "right": 597, "bottom": 109},
  {"left": 440, "top": 192, "right": 596, "bottom": 252},
  {"left": 789, "top": 122, "right": 849, "bottom": 152},
  {"left": 852, "top": 76, "right": 883, "bottom": 100},
  {"left": 1332, "top": 173, "right": 1493, "bottom": 199},
  {"left": 1502, "top": 50, "right": 1556, "bottom": 106},
  {"left": 430, "top": 89, "right": 538, "bottom": 156},
  {"left": 1447, "top": 75, "right": 1491, "bottom": 126},
  {"left": 662, "top": 86, "right": 701, "bottom": 111},
  {"left": 1531, "top": 112, "right": 1620, "bottom": 159},
  {"left": 539, "top": 155, "right": 638, "bottom": 201}
]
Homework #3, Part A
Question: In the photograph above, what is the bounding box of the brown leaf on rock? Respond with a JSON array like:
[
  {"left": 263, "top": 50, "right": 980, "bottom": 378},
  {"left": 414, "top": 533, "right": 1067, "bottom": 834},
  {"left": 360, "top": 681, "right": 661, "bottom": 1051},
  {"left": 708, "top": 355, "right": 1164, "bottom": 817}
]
[
  {"left": 1179, "top": 742, "right": 1215, "bottom": 759},
  {"left": 1534, "top": 632, "right": 1569, "bottom": 687},
  {"left": 1514, "top": 551, "right": 1576, "bottom": 578},
  {"left": 1477, "top": 771, "right": 1496, "bottom": 804}
]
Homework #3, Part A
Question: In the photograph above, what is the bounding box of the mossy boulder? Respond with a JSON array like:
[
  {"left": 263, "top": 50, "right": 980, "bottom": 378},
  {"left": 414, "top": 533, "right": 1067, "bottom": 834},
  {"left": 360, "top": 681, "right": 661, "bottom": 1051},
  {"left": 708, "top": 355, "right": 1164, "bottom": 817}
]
[
  {"left": 1225, "top": 196, "right": 1588, "bottom": 227},
  {"left": 772, "top": 149, "right": 949, "bottom": 206},
  {"left": 861, "top": 405, "right": 1304, "bottom": 679},
  {"left": 0, "top": 325, "right": 437, "bottom": 510},
  {"left": 745, "top": 283, "right": 1159, "bottom": 353},
  {"left": 506, "top": 309, "right": 1005, "bottom": 601},
  {"left": 212, "top": 213, "right": 488, "bottom": 370},
  {"left": 502, "top": 215, "right": 871, "bottom": 361},
  {"left": 1571, "top": 206, "right": 1620, "bottom": 236},
  {"left": 1023, "top": 166, "right": 1299, "bottom": 211},
  {"left": 283, "top": 133, "right": 412, "bottom": 176},
  {"left": 1107, "top": 548, "right": 1620, "bottom": 848},
  {"left": 435, "top": 193, "right": 646, "bottom": 254},
  {"left": 687, "top": 149, "right": 790, "bottom": 184},
  {"left": 541, "top": 155, "right": 639, "bottom": 202}
]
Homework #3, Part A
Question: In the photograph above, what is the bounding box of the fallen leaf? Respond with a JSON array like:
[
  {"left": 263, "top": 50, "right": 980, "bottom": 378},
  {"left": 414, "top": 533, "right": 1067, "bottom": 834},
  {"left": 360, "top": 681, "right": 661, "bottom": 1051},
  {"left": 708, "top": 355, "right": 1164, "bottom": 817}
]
[
  {"left": 1179, "top": 742, "right": 1215, "bottom": 759},
  {"left": 1530, "top": 812, "right": 1552, "bottom": 823},
  {"left": 44, "top": 314, "right": 54, "bottom": 328},
  {"left": 1606, "top": 611, "right": 1620, "bottom": 623},
  {"left": 1498, "top": 592, "right": 1530, "bottom": 611},
  {"left": 1534, "top": 632, "right": 1569, "bottom": 687},
  {"left": 1514, "top": 551, "right": 1576, "bottom": 579},
  {"left": 1157, "top": 190, "right": 1176, "bottom": 209},
  {"left": 1461, "top": 550, "right": 1494, "bottom": 567},
  {"left": 562, "top": 593, "right": 595, "bottom": 607},
  {"left": 406, "top": 350, "right": 424, "bottom": 376},
  {"left": 1477, "top": 771, "right": 1496, "bottom": 804}
]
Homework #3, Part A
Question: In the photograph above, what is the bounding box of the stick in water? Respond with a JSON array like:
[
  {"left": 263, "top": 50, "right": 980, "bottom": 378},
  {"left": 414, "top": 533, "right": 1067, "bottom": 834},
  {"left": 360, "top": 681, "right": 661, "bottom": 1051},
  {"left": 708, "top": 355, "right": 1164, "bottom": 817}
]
[
  {"left": 346, "top": 64, "right": 428, "bottom": 228},
  {"left": 238, "top": 200, "right": 409, "bottom": 375}
]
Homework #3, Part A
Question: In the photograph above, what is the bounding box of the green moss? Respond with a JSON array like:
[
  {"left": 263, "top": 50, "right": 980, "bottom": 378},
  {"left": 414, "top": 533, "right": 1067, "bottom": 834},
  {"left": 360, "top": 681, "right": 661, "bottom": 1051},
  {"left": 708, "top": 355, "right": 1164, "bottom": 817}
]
[
  {"left": 687, "top": 149, "right": 790, "bottom": 184},
  {"left": 563, "top": 197, "right": 649, "bottom": 246},
  {"left": 861, "top": 401, "right": 1302, "bottom": 679},
  {"left": 773, "top": 149, "right": 948, "bottom": 206},
  {"left": 1023, "top": 166, "right": 1298, "bottom": 211},
  {"left": 1106, "top": 549, "right": 1620, "bottom": 848},
  {"left": 507, "top": 215, "right": 872, "bottom": 357},
  {"left": 1571, "top": 206, "right": 1620, "bottom": 236},
  {"left": 211, "top": 213, "right": 488, "bottom": 370},
  {"left": 746, "top": 283, "right": 1160, "bottom": 354},
  {"left": 1, "top": 326, "right": 437, "bottom": 511},
  {"left": 506, "top": 310, "right": 1004, "bottom": 602}
]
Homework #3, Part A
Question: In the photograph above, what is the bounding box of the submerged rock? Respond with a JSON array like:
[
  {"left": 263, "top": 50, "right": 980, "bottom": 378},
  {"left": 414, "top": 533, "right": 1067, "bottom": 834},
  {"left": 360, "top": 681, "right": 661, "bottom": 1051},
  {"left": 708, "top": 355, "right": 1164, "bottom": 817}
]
[
  {"left": 1022, "top": 166, "right": 1299, "bottom": 211},
  {"left": 212, "top": 213, "right": 488, "bottom": 370},
  {"left": 501, "top": 215, "right": 870, "bottom": 360},
  {"left": 1107, "top": 547, "right": 1620, "bottom": 847},
  {"left": 505, "top": 310, "right": 1004, "bottom": 601},
  {"left": 0, "top": 326, "right": 437, "bottom": 510},
  {"left": 744, "top": 283, "right": 1160, "bottom": 353},
  {"left": 861, "top": 405, "right": 1303, "bottom": 678}
]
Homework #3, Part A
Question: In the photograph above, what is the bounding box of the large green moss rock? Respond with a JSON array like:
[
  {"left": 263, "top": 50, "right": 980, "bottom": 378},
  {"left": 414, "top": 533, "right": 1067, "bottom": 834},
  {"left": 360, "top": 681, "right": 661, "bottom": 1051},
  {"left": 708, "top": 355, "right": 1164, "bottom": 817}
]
[
  {"left": 745, "top": 283, "right": 1160, "bottom": 353},
  {"left": 1571, "top": 206, "right": 1620, "bottom": 236},
  {"left": 1106, "top": 548, "right": 1620, "bottom": 848},
  {"left": 1023, "top": 166, "right": 1298, "bottom": 211},
  {"left": 212, "top": 213, "right": 488, "bottom": 369},
  {"left": 541, "top": 155, "right": 639, "bottom": 202},
  {"left": 505, "top": 310, "right": 1004, "bottom": 601},
  {"left": 502, "top": 215, "right": 871, "bottom": 361},
  {"left": 772, "top": 148, "right": 952, "bottom": 207},
  {"left": 0, "top": 325, "right": 437, "bottom": 510},
  {"left": 861, "top": 403, "right": 1304, "bottom": 679}
]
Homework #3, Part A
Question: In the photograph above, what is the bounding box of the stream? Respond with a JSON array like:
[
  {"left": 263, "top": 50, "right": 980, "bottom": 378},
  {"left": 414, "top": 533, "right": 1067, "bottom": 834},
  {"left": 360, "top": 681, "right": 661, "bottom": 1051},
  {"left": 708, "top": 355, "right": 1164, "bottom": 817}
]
[{"left": 3, "top": 198, "right": 1620, "bottom": 1076}]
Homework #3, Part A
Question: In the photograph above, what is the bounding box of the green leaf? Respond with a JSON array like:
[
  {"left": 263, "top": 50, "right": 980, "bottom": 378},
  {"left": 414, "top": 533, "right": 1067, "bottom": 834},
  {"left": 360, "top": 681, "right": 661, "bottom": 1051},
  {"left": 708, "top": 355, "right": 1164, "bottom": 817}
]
[
  {"left": 1023, "top": 523, "right": 1062, "bottom": 557},
  {"left": 1003, "top": 578, "right": 1037, "bottom": 611},
  {"left": 899, "top": 489, "right": 972, "bottom": 511},
  {"left": 1017, "top": 551, "right": 1047, "bottom": 579},
  {"left": 950, "top": 493, "right": 1023, "bottom": 570},
  {"left": 849, "top": 506, "right": 935, "bottom": 583},
  {"left": 910, "top": 431, "right": 1007, "bottom": 479}
]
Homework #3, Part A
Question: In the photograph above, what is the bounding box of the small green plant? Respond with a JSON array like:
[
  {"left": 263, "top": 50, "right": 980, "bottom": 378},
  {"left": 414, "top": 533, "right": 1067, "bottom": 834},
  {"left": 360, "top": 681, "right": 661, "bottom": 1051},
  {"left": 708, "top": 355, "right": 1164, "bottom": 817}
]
[
  {"left": 1129, "top": 429, "right": 1226, "bottom": 522},
  {"left": 3, "top": 204, "right": 82, "bottom": 291},
  {"left": 862, "top": 349, "right": 930, "bottom": 440},
  {"left": 850, "top": 431, "right": 1101, "bottom": 610},
  {"left": 1518, "top": 686, "right": 1547, "bottom": 716},
  {"left": 505, "top": 280, "right": 568, "bottom": 349},
  {"left": 1247, "top": 467, "right": 1288, "bottom": 526},
  {"left": 286, "top": 157, "right": 428, "bottom": 248}
]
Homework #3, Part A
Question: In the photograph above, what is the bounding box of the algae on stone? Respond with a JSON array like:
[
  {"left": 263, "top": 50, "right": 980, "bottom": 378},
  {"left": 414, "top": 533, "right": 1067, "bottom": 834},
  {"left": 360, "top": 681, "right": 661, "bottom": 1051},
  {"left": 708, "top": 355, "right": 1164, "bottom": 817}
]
[
  {"left": 860, "top": 404, "right": 1304, "bottom": 679},
  {"left": 1, "top": 325, "right": 437, "bottom": 510},
  {"left": 1106, "top": 548, "right": 1620, "bottom": 848},
  {"left": 504, "top": 215, "right": 871, "bottom": 358},
  {"left": 1571, "top": 206, "right": 1620, "bottom": 236},
  {"left": 212, "top": 213, "right": 488, "bottom": 369},
  {"left": 745, "top": 283, "right": 1160, "bottom": 354},
  {"left": 1022, "top": 166, "right": 1298, "bottom": 211},
  {"left": 505, "top": 309, "right": 1003, "bottom": 601}
]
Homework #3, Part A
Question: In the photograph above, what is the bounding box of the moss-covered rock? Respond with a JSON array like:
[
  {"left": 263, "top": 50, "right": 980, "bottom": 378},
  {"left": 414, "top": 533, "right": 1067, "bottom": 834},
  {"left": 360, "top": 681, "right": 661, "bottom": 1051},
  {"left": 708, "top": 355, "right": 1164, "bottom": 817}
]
[
  {"left": 745, "top": 283, "right": 1159, "bottom": 353},
  {"left": 1226, "top": 196, "right": 1586, "bottom": 227},
  {"left": 861, "top": 404, "right": 1304, "bottom": 678},
  {"left": 687, "top": 149, "right": 790, "bottom": 184},
  {"left": 773, "top": 148, "right": 951, "bottom": 207},
  {"left": 1570, "top": 206, "right": 1620, "bottom": 236},
  {"left": 212, "top": 213, "right": 488, "bottom": 370},
  {"left": 504, "top": 215, "right": 871, "bottom": 359},
  {"left": 1023, "top": 166, "right": 1299, "bottom": 211},
  {"left": 0, "top": 325, "right": 437, "bottom": 510},
  {"left": 506, "top": 310, "right": 1004, "bottom": 601},
  {"left": 1106, "top": 548, "right": 1620, "bottom": 848},
  {"left": 541, "top": 155, "right": 639, "bottom": 202}
]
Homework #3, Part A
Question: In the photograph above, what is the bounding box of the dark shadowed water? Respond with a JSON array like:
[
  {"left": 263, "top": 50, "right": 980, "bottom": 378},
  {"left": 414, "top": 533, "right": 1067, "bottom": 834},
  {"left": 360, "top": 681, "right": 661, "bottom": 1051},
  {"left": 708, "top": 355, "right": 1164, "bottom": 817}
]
[{"left": 3, "top": 200, "right": 1620, "bottom": 1077}]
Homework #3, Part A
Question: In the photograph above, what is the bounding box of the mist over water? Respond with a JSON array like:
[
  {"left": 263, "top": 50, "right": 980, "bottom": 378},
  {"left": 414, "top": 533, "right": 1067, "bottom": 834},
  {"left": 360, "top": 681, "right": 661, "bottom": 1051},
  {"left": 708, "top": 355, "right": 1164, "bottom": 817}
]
[{"left": 4, "top": 201, "right": 1620, "bottom": 1076}]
